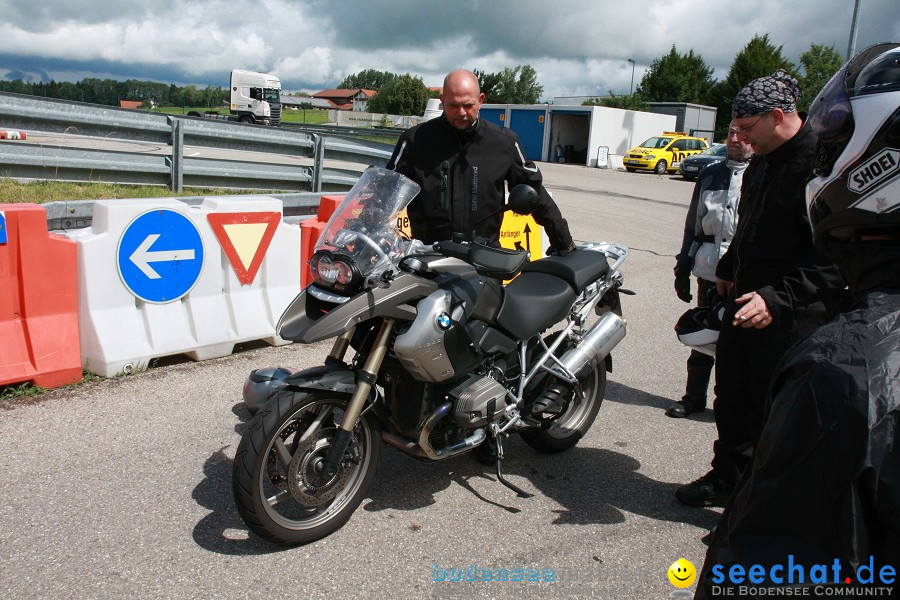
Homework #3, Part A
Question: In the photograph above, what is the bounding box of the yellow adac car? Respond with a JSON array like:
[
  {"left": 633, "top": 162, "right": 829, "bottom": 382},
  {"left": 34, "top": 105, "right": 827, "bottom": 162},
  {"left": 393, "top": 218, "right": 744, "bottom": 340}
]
[{"left": 624, "top": 132, "right": 709, "bottom": 175}]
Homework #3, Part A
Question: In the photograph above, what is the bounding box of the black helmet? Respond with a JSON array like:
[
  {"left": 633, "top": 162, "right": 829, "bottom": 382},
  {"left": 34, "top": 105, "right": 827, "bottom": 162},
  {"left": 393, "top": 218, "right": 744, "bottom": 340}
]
[
  {"left": 806, "top": 43, "right": 900, "bottom": 256},
  {"left": 242, "top": 366, "right": 293, "bottom": 414},
  {"left": 675, "top": 296, "right": 725, "bottom": 357}
]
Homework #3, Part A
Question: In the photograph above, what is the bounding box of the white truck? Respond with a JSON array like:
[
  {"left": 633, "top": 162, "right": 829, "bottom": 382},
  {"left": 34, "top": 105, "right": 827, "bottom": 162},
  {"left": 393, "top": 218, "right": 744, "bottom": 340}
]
[{"left": 188, "top": 69, "right": 282, "bottom": 126}]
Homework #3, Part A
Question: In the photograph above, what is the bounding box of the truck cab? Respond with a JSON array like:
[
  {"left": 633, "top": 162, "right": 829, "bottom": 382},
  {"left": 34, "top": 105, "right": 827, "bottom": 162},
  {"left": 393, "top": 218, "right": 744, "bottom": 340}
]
[{"left": 230, "top": 69, "right": 282, "bottom": 126}]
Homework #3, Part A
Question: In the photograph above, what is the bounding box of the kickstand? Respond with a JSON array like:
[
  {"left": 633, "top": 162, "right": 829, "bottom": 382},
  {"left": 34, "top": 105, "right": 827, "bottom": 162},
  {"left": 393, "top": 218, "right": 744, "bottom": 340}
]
[{"left": 494, "top": 435, "right": 533, "bottom": 499}]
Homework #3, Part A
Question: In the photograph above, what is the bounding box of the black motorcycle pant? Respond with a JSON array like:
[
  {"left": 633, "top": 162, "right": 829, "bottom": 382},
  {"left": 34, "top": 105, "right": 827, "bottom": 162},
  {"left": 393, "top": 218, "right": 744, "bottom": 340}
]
[
  {"left": 682, "top": 278, "right": 716, "bottom": 406},
  {"left": 710, "top": 301, "right": 829, "bottom": 485}
]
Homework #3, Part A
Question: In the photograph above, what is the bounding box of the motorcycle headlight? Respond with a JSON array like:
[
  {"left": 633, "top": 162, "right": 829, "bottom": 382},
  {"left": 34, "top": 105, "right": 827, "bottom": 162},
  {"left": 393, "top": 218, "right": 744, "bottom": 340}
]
[{"left": 309, "top": 250, "right": 362, "bottom": 294}]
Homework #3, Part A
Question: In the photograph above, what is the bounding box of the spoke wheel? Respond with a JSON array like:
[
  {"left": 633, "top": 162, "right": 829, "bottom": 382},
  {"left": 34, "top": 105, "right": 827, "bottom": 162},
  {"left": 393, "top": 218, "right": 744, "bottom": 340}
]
[{"left": 232, "top": 390, "right": 381, "bottom": 545}]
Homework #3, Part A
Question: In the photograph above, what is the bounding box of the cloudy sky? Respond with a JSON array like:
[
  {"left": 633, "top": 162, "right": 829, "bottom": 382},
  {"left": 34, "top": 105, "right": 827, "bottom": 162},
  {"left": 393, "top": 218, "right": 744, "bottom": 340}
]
[{"left": 0, "top": 0, "right": 897, "bottom": 99}]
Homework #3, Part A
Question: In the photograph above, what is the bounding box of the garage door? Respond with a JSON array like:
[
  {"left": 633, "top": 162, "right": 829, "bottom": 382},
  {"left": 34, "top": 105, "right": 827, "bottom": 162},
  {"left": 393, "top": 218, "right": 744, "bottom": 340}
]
[
  {"left": 479, "top": 108, "right": 505, "bottom": 127},
  {"left": 509, "top": 109, "right": 546, "bottom": 161}
]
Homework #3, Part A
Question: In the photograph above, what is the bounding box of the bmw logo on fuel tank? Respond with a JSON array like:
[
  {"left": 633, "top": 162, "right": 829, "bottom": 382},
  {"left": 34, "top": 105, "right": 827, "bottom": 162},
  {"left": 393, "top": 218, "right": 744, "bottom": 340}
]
[{"left": 436, "top": 312, "right": 452, "bottom": 330}]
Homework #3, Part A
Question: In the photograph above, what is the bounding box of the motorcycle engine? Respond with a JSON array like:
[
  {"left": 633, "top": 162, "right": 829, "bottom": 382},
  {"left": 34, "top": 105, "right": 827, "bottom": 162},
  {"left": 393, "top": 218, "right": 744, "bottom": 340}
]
[{"left": 449, "top": 374, "right": 509, "bottom": 428}]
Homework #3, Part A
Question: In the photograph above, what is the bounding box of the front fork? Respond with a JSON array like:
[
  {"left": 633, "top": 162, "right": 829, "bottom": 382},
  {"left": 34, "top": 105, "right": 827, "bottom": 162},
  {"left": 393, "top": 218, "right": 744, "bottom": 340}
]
[{"left": 317, "top": 319, "right": 395, "bottom": 483}]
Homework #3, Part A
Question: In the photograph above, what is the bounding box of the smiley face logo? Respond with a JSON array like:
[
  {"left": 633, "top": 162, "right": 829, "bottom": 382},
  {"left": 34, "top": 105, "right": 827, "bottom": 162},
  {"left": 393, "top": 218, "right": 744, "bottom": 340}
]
[{"left": 667, "top": 558, "right": 697, "bottom": 588}]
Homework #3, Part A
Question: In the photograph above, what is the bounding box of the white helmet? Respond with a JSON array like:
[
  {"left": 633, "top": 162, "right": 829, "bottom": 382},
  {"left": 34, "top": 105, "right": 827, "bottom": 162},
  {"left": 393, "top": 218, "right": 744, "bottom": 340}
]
[
  {"left": 675, "top": 300, "right": 725, "bottom": 357},
  {"left": 806, "top": 43, "right": 900, "bottom": 255}
]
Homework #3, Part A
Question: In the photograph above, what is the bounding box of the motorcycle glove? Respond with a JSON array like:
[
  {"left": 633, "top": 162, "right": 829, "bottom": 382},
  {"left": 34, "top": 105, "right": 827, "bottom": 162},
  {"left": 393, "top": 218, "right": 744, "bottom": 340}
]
[
  {"left": 673, "top": 262, "right": 693, "bottom": 303},
  {"left": 547, "top": 241, "right": 577, "bottom": 257}
]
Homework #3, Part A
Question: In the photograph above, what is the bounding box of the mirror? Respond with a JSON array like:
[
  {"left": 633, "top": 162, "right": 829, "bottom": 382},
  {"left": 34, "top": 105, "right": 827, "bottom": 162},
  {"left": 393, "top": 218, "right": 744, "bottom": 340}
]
[{"left": 507, "top": 184, "right": 540, "bottom": 215}]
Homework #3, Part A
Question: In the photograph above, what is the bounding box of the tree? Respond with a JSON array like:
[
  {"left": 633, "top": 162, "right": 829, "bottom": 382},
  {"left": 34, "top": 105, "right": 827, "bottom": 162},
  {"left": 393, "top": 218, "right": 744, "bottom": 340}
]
[
  {"left": 367, "top": 73, "right": 430, "bottom": 116},
  {"left": 337, "top": 69, "right": 397, "bottom": 91},
  {"left": 712, "top": 34, "right": 795, "bottom": 131},
  {"left": 635, "top": 46, "right": 715, "bottom": 105},
  {"left": 583, "top": 92, "right": 648, "bottom": 111},
  {"left": 493, "top": 65, "right": 543, "bottom": 104},
  {"left": 797, "top": 43, "right": 843, "bottom": 112},
  {"left": 473, "top": 68, "right": 502, "bottom": 102}
]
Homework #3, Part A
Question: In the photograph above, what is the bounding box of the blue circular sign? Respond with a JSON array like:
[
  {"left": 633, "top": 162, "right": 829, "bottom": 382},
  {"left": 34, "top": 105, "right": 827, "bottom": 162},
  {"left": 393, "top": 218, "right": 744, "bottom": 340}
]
[{"left": 117, "top": 209, "right": 204, "bottom": 303}]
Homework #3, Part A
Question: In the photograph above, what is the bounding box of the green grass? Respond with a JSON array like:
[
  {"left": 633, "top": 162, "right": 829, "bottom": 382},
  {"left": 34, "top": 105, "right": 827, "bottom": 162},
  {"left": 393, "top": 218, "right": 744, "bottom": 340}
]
[
  {"left": 0, "top": 179, "right": 278, "bottom": 204},
  {"left": 153, "top": 105, "right": 332, "bottom": 125},
  {"left": 0, "top": 370, "right": 105, "bottom": 408}
]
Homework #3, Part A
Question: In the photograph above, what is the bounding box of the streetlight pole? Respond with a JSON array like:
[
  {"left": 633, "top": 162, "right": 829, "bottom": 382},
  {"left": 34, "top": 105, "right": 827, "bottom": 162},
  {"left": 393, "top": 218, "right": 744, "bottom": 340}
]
[
  {"left": 846, "top": 0, "right": 862, "bottom": 60},
  {"left": 627, "top": 59, "right": 636, "bottom": 96}
]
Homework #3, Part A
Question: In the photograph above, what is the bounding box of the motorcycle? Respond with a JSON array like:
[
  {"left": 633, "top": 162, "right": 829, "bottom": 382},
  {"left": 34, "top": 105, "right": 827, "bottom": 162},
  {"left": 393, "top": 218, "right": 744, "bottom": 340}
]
[{"left": 232, "top": 167, "right": 630, "bottom": 545}]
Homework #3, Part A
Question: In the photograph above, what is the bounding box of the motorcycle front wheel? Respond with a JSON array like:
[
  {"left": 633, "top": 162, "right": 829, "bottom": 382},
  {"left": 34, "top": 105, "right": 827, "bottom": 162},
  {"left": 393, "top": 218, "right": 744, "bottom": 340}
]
[
  {"left": 232, "top": 390, "right": 382, "bottom": 545},
  {"left": 520, "top": 362, "right": 606, "bottom": 453}
]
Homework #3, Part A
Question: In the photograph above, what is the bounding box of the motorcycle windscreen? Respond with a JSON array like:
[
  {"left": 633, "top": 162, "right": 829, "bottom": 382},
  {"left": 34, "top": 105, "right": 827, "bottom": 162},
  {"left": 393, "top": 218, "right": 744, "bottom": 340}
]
[{"left": 315, "top": 167, "right": 421, "bottom": 284}]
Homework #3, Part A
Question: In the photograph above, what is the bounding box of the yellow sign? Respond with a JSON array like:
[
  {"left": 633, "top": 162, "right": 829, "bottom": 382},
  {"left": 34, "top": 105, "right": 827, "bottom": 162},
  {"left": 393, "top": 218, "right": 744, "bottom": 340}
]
[
  {"left": 498, "top": 212, "right": 543, "bottom": 256},
  {"left": 395, "top": 208, "right": 543, "bottom": 258}
]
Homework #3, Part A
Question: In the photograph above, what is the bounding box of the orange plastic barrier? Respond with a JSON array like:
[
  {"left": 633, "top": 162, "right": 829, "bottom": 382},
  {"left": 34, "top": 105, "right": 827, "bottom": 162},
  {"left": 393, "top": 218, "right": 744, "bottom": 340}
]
[
  {"left": 300, "top": 195, "right": 345, "bottom": 288},
  {"left": 318, "top": 195, "right": 344, "bottom": 221},
  {"left": 300, "top": 220, "right": 326, "bottom": 288},
  {"left": 0, "top": 205, "right": 81, "bottom": 388}
]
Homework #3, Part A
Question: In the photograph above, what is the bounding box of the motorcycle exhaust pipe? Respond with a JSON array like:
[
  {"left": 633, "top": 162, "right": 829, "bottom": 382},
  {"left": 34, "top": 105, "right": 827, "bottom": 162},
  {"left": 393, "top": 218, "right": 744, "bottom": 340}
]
[
  {"left": 418, "top": 402, "right": 486, "bottom": 460},
  {"left": 382, "top": 403, "right": 487, "bottom": 461},
  {"left": 559, "top": 312, "right": 627, "bottom": 380}
]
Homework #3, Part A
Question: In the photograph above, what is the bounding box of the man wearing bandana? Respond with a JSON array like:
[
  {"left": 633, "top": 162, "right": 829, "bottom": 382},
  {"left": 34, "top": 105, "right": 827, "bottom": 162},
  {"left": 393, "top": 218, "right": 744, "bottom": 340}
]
[{"left": 676, "top": 70, "right": 844, "bottom": 507}]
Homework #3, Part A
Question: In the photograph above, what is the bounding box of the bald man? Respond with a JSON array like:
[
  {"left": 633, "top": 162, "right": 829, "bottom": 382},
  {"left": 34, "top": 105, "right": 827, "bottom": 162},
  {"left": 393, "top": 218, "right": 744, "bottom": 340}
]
[{"left": 387, "top": 69, "right": 574, "bottom": 253}]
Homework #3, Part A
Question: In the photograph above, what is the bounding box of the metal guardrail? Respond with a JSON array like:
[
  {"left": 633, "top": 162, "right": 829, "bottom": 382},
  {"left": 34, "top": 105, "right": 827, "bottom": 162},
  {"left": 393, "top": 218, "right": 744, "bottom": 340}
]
[
  {"left": 282, "top": 122, "right": 403, "bottom": 140},
  {"left": 40, "top": 193, "right": 325, "bottom": 231},
  {"left": 0, "top": 92, "right": 394, "bottom": 192}
]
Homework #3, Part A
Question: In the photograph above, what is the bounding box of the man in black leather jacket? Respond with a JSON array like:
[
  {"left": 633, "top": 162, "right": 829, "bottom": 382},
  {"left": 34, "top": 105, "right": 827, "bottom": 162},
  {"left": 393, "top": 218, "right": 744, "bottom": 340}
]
[
  {"left": 676, "top": 69, "right": 844, "bottom": 507},
  {"left": 695, "top": 43, "right": 900, "bottom": 598},
  {"left": 387, "top": 69, "right": 575, "bottom": 254}
]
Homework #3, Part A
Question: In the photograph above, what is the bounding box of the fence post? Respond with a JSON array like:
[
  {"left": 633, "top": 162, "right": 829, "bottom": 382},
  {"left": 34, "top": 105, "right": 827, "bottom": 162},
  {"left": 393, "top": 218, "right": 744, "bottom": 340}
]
[
  {"left": 169, "top": 117, "right": 184, "bottom": 192},
  {"left": 311, "top": 134, "right": 324, "bottom": 193}
]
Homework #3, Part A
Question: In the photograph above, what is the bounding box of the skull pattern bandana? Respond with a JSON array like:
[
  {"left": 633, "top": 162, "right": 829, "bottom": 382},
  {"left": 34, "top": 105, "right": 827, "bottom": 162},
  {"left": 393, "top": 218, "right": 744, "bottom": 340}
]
[{"left": 732, "top": 69, "right": 803, "bottom": 118}]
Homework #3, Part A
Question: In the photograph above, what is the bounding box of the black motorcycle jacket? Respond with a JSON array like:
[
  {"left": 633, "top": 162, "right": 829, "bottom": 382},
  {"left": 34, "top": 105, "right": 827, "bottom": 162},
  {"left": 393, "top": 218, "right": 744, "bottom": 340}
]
[
  {"left": 695, "top": 288, "right": 900, "bottom": 597},
  {"left": 387, "top": 115, "right": 574, "bottom": 251},
  {"left": 715, "top": 122, "right": 844, "bottom": 322}
]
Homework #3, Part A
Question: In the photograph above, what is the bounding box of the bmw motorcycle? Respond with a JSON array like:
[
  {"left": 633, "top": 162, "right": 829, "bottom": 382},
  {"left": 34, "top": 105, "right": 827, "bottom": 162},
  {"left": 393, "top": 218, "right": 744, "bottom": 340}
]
[{"left": 232, "top": 167, "right": 630, "bottom": 545}]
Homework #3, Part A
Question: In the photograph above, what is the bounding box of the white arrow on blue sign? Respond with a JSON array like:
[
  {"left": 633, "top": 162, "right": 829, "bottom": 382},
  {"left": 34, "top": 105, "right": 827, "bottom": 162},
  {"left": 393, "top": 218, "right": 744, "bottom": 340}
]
[
  {"left": 117, "top": 209, "right": 204, "bottom": 303},
  {"left": 0, "top": 211, "right": 7, "bottom": 244}
]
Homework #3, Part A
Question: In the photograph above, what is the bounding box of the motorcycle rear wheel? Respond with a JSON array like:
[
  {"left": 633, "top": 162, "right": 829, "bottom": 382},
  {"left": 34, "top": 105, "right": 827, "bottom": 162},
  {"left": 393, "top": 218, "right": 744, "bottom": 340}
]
[
  {"left": 520, "top": 364, "right": 605, "bottom": 453},
  {"left": 232, "top": 390, "right": 381, "bottom": 545}
]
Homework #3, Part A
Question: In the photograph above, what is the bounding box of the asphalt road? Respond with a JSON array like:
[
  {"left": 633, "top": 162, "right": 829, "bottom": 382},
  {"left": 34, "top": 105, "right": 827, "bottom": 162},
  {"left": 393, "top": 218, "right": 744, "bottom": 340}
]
[{"left": 0, "top": 163, "right": 722, "bottom": 599}]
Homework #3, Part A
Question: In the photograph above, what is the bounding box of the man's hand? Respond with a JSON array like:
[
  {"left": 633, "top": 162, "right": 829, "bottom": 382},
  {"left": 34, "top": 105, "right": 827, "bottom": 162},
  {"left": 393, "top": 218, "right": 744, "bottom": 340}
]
[
  {"left": 716, "top": 277, "right": 733, "bottom": 297},
  {"left": 674, "top": 263, "right": 692, "bottom": 303},
  {"left": 733, "top": 291, "right": 773, "bottom": 329}
]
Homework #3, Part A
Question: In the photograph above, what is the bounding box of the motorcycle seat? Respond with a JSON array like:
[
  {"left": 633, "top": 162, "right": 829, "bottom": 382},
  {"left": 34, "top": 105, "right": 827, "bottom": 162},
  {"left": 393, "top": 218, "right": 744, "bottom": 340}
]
[
  {"left": 496, "top": 272, "right": 576, "bottom": 340},
  {"left": 520, "top": 251, "right": 610, "bottom": 292}
]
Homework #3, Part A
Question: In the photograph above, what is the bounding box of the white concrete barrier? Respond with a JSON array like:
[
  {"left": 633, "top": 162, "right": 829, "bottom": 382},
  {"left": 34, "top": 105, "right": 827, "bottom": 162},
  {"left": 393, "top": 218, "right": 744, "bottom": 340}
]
[{"left": 69, "top": 196, "right": 301, "bottom": 377}]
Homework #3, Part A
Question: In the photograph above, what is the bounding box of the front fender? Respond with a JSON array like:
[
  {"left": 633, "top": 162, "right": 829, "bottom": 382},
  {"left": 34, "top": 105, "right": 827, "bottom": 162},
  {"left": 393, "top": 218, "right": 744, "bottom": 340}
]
[
  {"left": 284, "top": 364, "right": 358, "bottom": 396},
  {"left": 283, "top": 364, "right": 392, "bottom": 428}
]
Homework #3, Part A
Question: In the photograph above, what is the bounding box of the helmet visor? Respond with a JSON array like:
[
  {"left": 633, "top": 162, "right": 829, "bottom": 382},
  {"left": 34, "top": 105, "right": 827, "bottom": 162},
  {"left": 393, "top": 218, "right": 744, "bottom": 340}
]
[
  {"left": 808, "top": 61, "right": 853, "bottom": 142},
  {"left": 808, "top": 43, "right": 900, "bottom": 142}
]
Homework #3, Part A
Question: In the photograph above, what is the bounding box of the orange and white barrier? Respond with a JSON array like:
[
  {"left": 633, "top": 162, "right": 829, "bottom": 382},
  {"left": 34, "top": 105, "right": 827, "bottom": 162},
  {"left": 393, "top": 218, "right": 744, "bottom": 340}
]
[
  {"left": 300, "top": 194, "right": 343, "bottom": 288},
  {"left": 0, "top": 205, "right": 82, "bottom": 388},
  {"left": 69, "top": 196, "right": 301, "bottom": 377}
]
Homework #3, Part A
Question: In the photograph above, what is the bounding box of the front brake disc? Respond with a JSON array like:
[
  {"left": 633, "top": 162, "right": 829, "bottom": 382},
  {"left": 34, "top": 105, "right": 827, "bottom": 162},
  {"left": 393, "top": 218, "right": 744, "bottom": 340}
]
[{"left": 287, "top": 431, "right": 353, "bottom": 508}]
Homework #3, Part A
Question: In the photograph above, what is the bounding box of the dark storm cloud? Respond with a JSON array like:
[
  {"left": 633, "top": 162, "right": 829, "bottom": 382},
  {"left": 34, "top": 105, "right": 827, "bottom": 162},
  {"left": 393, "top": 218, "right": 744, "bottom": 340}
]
[
  {"left": 3, "top": 0, "right": 172, "bottom": 30},
  {"left": 0, "top": 53, "right": 222, "bottom": 87},
  {"left": 0, "top": 0, "right": 897, "bottom": 95}
]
